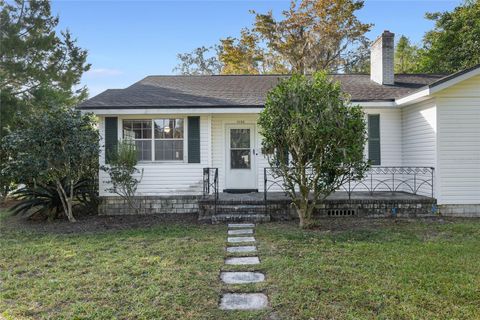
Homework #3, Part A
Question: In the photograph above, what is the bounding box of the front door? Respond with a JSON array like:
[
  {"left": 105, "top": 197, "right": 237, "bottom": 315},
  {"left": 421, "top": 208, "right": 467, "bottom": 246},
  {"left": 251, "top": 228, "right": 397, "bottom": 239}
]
[{"left": 225, "top": 125, "right": 256, "bottom": 190}]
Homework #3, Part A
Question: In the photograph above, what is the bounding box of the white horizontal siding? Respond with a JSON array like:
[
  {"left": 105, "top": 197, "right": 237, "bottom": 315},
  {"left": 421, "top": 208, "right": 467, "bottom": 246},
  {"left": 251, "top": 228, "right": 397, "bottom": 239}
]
[
  {"left": 99, "top": 115, "right": 210, "bottom": 196},
  {"left": 364, "top": 108, "right": 402, "bottom": 166},
  {"left": 437, "top": 97, "right": 480, "bottom": 204},
  {"left": 401, "top": 99, "right": 437, "bottom": 196}
]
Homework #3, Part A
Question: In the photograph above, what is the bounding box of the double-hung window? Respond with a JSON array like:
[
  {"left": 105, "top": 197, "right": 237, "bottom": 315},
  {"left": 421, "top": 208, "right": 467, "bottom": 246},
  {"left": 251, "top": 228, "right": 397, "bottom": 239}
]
[{"left": 122, "top": 118, "right": 184, "bottom": 162}]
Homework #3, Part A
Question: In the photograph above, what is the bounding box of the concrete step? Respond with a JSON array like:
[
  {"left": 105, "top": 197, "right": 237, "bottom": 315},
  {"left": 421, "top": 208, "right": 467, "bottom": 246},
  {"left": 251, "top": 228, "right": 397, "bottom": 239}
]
[{"left": 212, "top": 213, "right": 270, "bottom": 224}]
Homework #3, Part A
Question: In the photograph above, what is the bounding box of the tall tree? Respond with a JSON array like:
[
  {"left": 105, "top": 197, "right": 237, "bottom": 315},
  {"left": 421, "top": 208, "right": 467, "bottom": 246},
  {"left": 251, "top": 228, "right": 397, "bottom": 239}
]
[
  {"left": 418, "top": 0, "right": 480, "bottom": 73},
  {"left": 341, "top": 37, "right": 371, "bottom": 73},
  {"left": 258, "top": 72, "right": 368, "bottom": 228},
  {"left": 218, "top": 29, "right": 265, "bottom": 74},
  {"left": 395, "top": 35, "right": 420, "bottom": 73},
  {"left": 173, "top": 46, "right": 222, "bottom": 75},
  {"left": 252, "top": 0, "right": 372, "bottom": 74},
  {"left": 0, "top": 0, "right": 90, "bottom": 99},
  {"left": 0, "top": 0, "right": 90, "bottom": 200}
]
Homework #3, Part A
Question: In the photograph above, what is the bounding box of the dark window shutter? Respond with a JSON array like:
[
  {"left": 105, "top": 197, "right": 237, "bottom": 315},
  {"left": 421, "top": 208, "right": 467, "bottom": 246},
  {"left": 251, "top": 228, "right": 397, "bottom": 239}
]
[
  {"left": 368, "top": 114, "right": 381, "bottom": 165},
  {"left": 188, "top": 116, "right": 200, "bottom": 163},
  {"left": 105, "top": 117, "right": 118, "bottom": 163}
]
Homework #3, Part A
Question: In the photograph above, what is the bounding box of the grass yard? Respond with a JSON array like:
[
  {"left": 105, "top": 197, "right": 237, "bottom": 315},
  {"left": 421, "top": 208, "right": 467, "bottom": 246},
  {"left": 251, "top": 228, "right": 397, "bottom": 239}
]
[{"left": 1, "top": 210, "right": 479, "bottom": 319}]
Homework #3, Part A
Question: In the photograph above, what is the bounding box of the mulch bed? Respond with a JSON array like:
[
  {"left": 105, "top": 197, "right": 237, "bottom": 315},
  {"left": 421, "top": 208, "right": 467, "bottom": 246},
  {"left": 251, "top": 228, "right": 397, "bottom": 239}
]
[{"left": 1, "top": 210, "right": 201, "bottom": 235}]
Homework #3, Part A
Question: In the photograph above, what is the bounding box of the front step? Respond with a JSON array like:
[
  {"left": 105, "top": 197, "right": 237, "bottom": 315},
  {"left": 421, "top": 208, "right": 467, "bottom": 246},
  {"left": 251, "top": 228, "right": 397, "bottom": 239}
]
[
  {"left": 212, "top": 213, "right": 270, "bottom": 224},
  {"left": 199, "top": 198, "right": 271, "bottom": 223},
  {"left": 215, "top": 204, "right": 266, "bottom": 214}
]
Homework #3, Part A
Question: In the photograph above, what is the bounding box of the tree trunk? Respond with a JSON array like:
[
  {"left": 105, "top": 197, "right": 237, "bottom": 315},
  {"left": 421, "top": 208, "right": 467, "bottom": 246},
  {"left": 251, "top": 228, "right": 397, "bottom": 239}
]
[
  {"left": 56, "top": 179, "right": 76, "bottom": 222},
  {"left": 68, "top": 179, "right": 75, "bottom": 222}
]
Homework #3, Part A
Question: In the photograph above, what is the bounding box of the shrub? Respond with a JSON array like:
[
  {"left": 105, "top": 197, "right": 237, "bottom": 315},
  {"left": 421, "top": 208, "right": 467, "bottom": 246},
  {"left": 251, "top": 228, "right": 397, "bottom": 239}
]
[{"left": 102, "top": 140, "right": 143, "bottom": 214}]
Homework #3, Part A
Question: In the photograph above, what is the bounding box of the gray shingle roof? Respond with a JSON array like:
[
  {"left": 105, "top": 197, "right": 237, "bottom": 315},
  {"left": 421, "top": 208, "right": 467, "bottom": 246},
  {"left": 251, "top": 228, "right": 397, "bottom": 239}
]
[{"left": 78, "top": 73, "right": 446, "bottom": 109}]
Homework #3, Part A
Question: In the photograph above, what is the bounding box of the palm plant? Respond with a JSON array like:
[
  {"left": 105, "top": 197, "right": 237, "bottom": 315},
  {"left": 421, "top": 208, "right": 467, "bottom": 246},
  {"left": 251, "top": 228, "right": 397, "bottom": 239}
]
[{"left": 10, "top": 178, "right": 98, "bottom": 220}]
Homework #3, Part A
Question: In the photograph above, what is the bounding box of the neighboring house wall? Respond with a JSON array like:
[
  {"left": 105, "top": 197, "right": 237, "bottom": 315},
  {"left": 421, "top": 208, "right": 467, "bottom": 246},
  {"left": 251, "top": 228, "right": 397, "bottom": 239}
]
[
  {"left": 98, "top": 115, "right": 211, "bottom": 196},
  {"left": 401, "top": 99, "right": 437, "bottom": 196},
  {"left": 435, "top": 74, "right": 480, "bottom": 207}
]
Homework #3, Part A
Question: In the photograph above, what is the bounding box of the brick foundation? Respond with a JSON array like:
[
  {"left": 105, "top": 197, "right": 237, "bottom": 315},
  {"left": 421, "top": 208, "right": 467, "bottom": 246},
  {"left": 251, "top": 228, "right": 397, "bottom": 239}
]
[
  {"left": 99, "top": 194, "right": 438, "bottom": 220},
  {"left": 438, "top": 204, "right": 480, "bottom": 217},
  {"left": 99, "top": 195, "right": 201, "bottom": 215}
]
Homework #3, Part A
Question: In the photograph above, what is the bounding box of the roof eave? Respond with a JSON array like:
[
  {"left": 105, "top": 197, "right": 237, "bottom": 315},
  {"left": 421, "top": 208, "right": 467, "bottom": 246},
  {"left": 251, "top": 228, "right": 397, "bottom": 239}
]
[{"left": 396, "top": 64, "right": 480, "bottom": 106}]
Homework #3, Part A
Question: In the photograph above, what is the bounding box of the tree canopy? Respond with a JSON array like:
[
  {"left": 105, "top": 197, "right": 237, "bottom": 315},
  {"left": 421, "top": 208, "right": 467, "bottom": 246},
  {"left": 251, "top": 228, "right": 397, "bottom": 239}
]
[
  {"left": 417, "top": 0, "right": 480, "bottom": 73},
  {"left": 251, "top": 0, "right": 371, "bottom": 74},
  {"left": 0, "top": 0, "right": 90, "bottom": 200},
  {"left": 174, "top": 0, "right": 371, "bottom": 75},
  {"left": 395, "top": 35, "right": 420, "bottom": 73},
  {"left": 0, "top": 0, "right": 90, "bottom": 99},
  {"left": 172, "top": 46, "right": 222, "bottom": 75}
]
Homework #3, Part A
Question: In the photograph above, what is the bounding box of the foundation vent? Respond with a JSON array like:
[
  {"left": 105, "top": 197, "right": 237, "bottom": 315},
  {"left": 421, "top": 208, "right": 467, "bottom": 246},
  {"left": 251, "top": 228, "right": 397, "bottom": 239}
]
[{"left": 327, "top": 209, "right": 356, "bottom": 216}]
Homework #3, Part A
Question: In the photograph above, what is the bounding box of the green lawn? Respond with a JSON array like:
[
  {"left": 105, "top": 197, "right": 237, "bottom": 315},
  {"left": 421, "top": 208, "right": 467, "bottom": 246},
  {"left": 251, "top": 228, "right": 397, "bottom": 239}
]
[{"left": 1, "top": 211, "right": 479, "bottom": 319}]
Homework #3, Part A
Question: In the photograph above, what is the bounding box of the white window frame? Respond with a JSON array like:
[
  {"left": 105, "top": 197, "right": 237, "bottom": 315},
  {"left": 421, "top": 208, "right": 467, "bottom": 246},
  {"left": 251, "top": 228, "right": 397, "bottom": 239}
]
[{"left": 122, "top": 118, "right": 187, "bottom": 163}]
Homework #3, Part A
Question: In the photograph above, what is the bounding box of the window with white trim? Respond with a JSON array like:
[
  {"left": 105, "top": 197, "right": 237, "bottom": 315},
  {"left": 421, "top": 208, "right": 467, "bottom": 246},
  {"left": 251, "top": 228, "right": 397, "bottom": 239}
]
[{"left": 122, "top": 119, "right": 184, "bottom": 161}]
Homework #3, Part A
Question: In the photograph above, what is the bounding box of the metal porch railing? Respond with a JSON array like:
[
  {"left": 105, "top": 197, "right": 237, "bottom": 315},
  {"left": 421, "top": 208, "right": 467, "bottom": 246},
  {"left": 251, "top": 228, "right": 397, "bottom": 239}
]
[
  {"left": 203, "top": 167, "right": 219, "bottom": 214},
  {"left": 264, "top": 166, "right": 435, "bottom": 203}
]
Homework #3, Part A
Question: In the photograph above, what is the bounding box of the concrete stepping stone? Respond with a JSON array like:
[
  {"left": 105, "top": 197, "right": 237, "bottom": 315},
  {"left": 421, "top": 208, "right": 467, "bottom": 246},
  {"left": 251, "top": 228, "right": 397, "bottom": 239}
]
[
  {"left": 227, "top": 236, "right": 255, "bottom": 243},
  {"left": 226, "top": 245, "right": 257, "bottom": 253},
  {"left": 221, "top": 271, "right": 265, "bottom": 284},
  {"left": 228, "top": 223, "right": 255, "bottom": 228},
  {"left": 225, "top": 256, "right": 260, "bottom": 265},
  {"left": 228, "top": 229, "right": 253, "bottom": 235},
  {"left": 219, "top": 293, "right": 268, "bottom": 310}
]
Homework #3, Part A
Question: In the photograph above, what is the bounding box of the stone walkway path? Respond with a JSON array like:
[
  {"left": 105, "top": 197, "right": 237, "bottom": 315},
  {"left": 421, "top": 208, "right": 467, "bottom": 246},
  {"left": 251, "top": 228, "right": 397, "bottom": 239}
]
[{"left": 219, "top": 223, "right": 269, "bottom": 311}]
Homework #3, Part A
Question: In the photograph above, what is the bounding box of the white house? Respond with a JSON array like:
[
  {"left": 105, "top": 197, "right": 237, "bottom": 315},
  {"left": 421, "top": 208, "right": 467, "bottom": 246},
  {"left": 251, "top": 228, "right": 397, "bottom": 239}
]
[{"left": 78, "top": 31, "right": 480, "bottom": 218}]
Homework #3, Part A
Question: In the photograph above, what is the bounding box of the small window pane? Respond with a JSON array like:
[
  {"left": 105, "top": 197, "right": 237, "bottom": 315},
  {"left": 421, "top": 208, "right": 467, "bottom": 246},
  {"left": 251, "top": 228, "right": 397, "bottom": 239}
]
[
  {"left": 135, "top": 140, "right": 151, "bottom": 161},
  {"left": 231, "top": 129, "right": 250, "bottom": 149},
  {"left": 155, "top": 140, "right": 184, "bottom": 161},
  {"left": 174, "top": 119, "right": 184, "bottom": 138},
  {"left": 164, "top": 119, "right": 174, "bottom": 139},
  {"left": 231, "top": 150, "right": 251, "bottom": 169},
  {"left": 154, "top": 119, "right": 165, "bottom": 139}
]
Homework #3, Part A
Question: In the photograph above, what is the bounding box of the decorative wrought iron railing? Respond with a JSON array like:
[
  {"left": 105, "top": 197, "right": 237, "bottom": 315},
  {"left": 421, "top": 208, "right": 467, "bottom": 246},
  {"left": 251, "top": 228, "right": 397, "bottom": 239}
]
[
  {"left": 203, "top": 167, "right": 219, "bottom": 213},
  {"left": 264, "top": 166, "right": 435, "bottom": 202},
  {"left": 343, "top": 166, "right": 434, "bottom": 198}
]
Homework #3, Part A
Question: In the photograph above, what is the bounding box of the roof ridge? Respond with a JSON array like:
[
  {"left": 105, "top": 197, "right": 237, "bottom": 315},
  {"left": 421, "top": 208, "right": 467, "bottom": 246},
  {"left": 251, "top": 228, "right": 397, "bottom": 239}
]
[{"left": 141, "top": 73, "right": 446, "bottom": 78}]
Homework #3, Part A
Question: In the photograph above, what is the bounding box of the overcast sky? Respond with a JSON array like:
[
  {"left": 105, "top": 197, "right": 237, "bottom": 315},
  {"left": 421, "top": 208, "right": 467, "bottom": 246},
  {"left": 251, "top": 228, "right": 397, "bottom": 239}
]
[{"left": 51, "top": 0, "right": 462, "bottom": 97}]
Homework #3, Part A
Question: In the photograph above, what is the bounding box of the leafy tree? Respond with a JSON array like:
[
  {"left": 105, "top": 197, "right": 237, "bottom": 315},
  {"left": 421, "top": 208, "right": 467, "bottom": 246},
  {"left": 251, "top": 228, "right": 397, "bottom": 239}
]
[
  {"left": 251, "top": 0, "right": 372, "bottom": 73},
  {"left": 0, "top": 0, "right": 90, "bottom": 200},
  {"left": 2, "top": 107, "right": 99, "bottom": 222},
  {"left": 341, "top": 37, "right": 371, "bottom": 73},
  {"left": 102, "top": 140, "right": 144, "bottom": 215},
  {"left": 418, "top": 0, "right": 480, "bottom": 73},
  {"left": 258, "top": 72, "right": 368, "bottom": 228},
  {"left": 173, "top": 46, "right": 222, "bottom": 75},
  {"left": 218, "top": 29, "right": 265, "bottom": 74},
  {"left": 0, "top": 0, "right": 89, "bottom": 98},
  {"left": 395, "top": 35, "right": 420, "bottom": 73}
]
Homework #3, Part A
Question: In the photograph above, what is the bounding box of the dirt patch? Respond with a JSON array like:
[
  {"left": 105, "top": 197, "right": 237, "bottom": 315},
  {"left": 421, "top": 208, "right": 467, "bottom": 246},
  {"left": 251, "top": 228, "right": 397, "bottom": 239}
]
[
  {"left": 1, "top": 211, "right": 201, "bottom": 235},
  {"left": 305, "top": 216, "right": 476, "bottom": 233}
]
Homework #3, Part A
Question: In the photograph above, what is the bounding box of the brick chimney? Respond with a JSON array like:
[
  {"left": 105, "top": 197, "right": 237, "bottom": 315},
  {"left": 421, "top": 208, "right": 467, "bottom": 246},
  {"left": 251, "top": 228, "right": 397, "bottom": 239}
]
[{"left": 370, "top": 30, "right": 395, "bottom": 85}]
